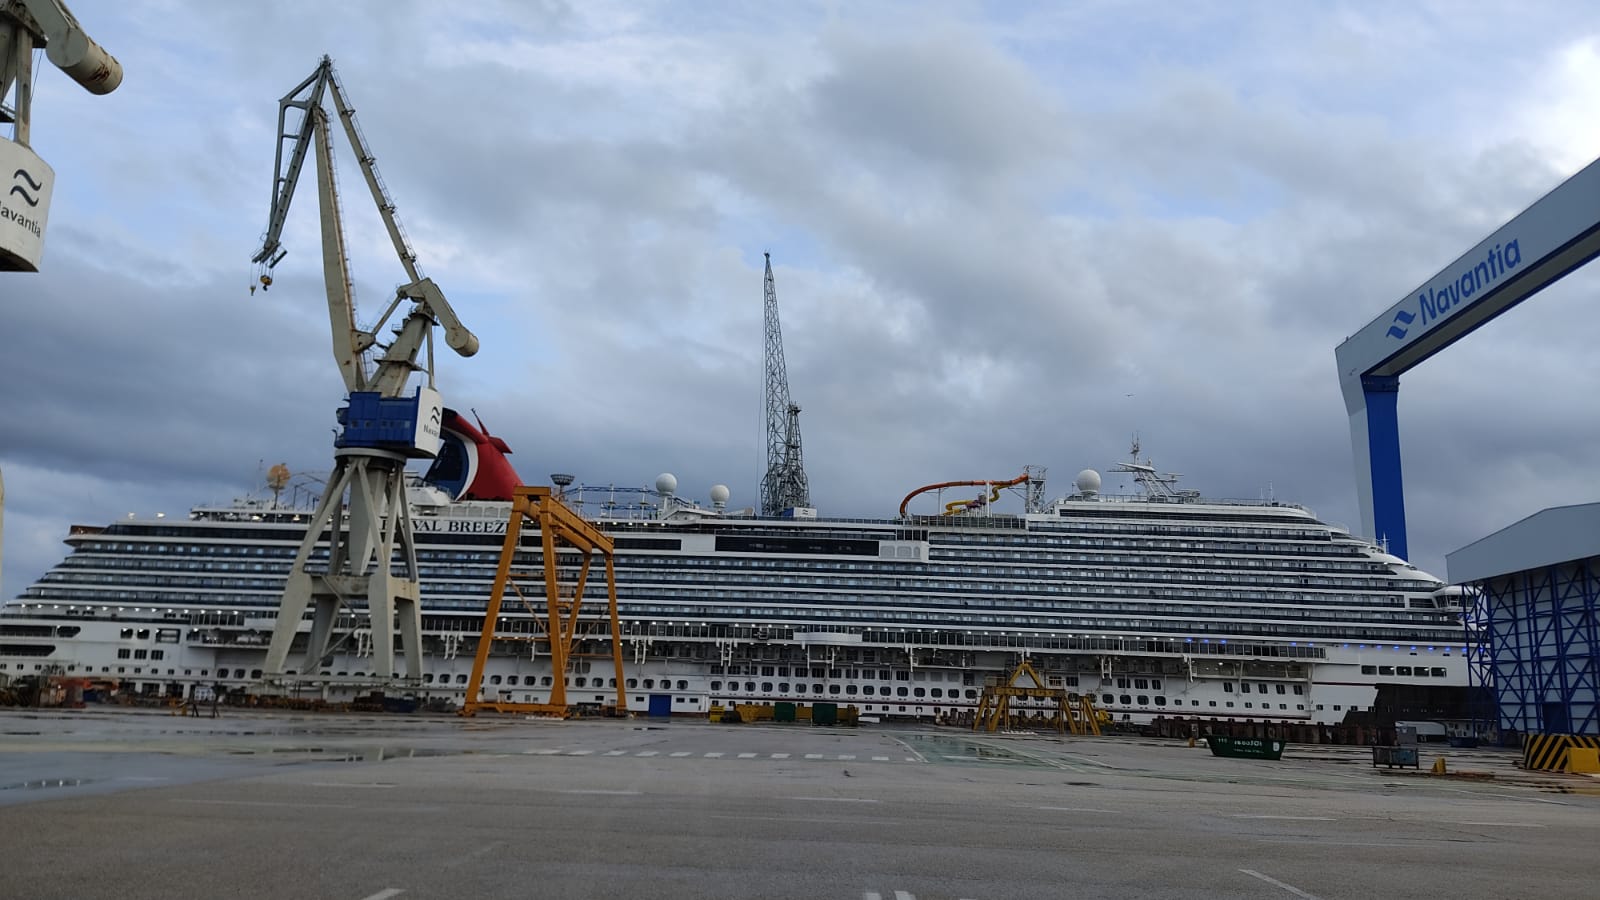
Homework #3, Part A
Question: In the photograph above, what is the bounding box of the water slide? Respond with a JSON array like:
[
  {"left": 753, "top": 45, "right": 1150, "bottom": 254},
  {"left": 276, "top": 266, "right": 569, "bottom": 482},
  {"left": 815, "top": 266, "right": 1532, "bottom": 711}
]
[{"left": 898, "top": 473, "right": 1032, "bottom": 518}]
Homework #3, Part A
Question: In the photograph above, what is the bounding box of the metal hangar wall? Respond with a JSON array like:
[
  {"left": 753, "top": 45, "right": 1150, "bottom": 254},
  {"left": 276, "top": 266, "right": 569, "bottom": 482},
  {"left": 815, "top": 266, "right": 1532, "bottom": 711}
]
[{"left": 1448, "top": 504, "right": 1600, "bottom": 737}]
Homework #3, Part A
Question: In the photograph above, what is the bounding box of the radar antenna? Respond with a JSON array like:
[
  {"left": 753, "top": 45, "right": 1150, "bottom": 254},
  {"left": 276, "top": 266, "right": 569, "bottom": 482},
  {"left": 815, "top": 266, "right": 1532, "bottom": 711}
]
[{"left": 759, "top": 253, "right": 810, "bottom": 516}]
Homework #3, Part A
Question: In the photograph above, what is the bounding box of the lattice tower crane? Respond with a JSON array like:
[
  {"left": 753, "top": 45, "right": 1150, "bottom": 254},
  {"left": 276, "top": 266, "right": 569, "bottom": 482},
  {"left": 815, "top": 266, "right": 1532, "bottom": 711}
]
[
  {"left": 251, "top": 56, "right": 478, "bottom": 683},
  {"left": 759, "top": 252, "right": 811, "bottom": 517}
]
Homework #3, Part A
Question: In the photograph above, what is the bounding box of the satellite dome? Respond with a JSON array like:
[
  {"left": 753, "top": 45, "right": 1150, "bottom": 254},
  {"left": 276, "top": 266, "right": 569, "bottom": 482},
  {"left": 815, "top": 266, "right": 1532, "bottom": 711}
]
[
  {"left": 709, "top": 484, "right": 731, "bottom": 504},
  {"left": 655, "top": 473, "right": 678, "bottom": 495},
  {"left": 1075, "top": 469, "right": 1102, "bottom": 495}
]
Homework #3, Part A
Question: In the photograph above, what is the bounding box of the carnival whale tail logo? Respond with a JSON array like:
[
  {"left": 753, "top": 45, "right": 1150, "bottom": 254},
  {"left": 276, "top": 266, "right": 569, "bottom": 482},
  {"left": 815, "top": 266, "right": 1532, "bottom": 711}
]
[
  {"left": 1386, "top": 309, "right": 1415, "bottom": 340},
  {"left": 10, "top": 168, "right": 42, "bottom": 207}
]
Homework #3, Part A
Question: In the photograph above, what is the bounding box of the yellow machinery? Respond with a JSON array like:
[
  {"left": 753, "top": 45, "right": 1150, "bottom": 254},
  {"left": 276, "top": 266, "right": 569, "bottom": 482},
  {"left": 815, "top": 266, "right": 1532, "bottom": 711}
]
[
  {"left": 460, "top": 486, "right": 627, "bottom": 718},
  {"left": 973, "top": 660, "right": 1102, "bottom": 736}
]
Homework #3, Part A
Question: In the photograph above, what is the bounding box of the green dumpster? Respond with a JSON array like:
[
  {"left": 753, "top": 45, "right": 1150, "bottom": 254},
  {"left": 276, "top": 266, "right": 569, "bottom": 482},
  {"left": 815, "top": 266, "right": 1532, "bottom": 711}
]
[
  {"left": 812, "top": 702, "right": 838, "bottom": 726},
  {"left": 774, "top": 701, "right": 797, "bottom": 723},
  {"left": 1204, "top": 735, "right": 1285, "bottom": 760}
]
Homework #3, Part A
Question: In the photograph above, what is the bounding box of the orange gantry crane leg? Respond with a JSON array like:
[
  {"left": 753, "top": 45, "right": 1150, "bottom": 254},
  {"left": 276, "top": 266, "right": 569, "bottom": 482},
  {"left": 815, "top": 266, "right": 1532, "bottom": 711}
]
[{"left": 460, "top": 486, "right": 627, "bottom": 718}]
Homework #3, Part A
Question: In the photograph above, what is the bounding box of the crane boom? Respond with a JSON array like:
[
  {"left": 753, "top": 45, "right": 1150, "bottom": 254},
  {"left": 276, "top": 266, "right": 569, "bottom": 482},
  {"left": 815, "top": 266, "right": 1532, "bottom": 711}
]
[{"left": 250, "top": 55, "right": 476, "bottom": 400}]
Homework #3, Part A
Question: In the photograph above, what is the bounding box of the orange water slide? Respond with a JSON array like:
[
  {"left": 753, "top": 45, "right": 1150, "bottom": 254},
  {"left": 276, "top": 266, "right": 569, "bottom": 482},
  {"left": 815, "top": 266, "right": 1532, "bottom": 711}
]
[{"left": 898, "top": 472, "right": 1032, "bottom": 518}]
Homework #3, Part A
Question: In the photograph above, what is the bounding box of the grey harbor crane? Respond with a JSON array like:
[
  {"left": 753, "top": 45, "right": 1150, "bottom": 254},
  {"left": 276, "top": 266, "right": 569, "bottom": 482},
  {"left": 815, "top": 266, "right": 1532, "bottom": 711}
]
[
  {"left": 251, "top": 56, "right": 478, "bottom": 685},
  {"left": 759, "top": 252, "right": 812, "bottom": 517}
]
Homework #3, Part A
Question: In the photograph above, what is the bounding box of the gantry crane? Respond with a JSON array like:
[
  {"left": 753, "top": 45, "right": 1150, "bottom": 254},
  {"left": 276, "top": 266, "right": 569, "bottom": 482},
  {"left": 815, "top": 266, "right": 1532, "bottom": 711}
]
[{"left": 252, "top": 56, "right": 478, "bottom": 684}]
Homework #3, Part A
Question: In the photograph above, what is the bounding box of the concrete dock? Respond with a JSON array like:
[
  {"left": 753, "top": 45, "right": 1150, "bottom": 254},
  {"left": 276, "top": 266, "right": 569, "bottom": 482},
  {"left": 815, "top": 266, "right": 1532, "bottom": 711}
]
[{"left": 3, "top": 710, "right": 1596, "bottom": 899}]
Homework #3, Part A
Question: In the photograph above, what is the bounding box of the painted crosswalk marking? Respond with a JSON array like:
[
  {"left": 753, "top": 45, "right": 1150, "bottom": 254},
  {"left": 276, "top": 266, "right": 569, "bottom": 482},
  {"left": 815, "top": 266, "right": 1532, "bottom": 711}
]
[
  {"left": 872, "top": 756, "right": 889, "bottom": 761},
  {"left": 704, "top": 752, "right": 724, "bottom": 758},
  {"left": 636, "top": 751, "right": 658, "bottom": 757},
  {"left": 669, "top": 751, "right": 692, "bottom": 757},
  {"left": 804, "top": 753, "right": 825, "bottom": 759},
  {"left": 603, "top": 750, "right": 627, "bottom": 756},
  {"left": 566, "top": 750, "right": 593, "bottom": 756},
  {"left": 838, "top": 754, "right": 856, "bottom": 760},
  {"left": 772, "top": 753, "right": 791, "bottom": 759},
  {"left": 527, "top": 747, "right": 919, "bottom": 763},
  {"left": 737, "top": 752, "right": 758, "bottom": 759}
]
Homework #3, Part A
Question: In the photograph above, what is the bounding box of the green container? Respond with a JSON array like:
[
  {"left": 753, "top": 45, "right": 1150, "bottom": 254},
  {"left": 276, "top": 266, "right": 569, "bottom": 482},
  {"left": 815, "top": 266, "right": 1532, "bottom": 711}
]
[
  {"left": 774, "top": 701, "right": 797, "bottom": 723},
  {"left": 812, "top": 702, "right": 838, "bottom": 726},
  {"left": 1204, "top": 735, "right": 1285, "bottom": 760}
]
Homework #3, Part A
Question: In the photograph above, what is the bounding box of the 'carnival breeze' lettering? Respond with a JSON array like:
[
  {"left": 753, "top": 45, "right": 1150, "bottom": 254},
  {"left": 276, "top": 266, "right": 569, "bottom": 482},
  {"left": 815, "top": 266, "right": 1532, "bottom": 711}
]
[
  {"left": 1387, "top": 239, "right": 1522, "bottom": 339},
  {"left": 413, "top": 518, "right": 507, "bottom": 535}
]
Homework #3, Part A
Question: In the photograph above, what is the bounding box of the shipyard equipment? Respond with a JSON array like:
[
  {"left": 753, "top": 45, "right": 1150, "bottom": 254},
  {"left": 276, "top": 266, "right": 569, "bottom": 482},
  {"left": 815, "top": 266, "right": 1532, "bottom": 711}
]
[
  {"left": 759, "top": 253, "right": 811, "bottom": 517},
  {"left": 973, "top": 659, "right": 1102, "bottom": 736},
  {"left": 1, "top": 0, "right": 121, "bottom": 272},
  {"left": 252, "top": 56, "right": 478, "bottom": 683},
  {"left": 460, "top": 487, "right": 627, "bottom": 719}
]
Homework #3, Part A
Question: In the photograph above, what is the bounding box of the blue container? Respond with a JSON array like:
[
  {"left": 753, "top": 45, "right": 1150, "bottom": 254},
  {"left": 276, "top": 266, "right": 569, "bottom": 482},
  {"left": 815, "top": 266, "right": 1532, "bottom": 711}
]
[{"left": 647, "top": 694, "right": 673, "bottom": 717}]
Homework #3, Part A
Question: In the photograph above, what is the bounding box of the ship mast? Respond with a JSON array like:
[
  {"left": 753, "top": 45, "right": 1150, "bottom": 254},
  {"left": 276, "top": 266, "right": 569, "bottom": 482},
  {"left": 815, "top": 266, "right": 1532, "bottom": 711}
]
[{"left": 759, "top": 253, "right": 811, "bottom": 517}]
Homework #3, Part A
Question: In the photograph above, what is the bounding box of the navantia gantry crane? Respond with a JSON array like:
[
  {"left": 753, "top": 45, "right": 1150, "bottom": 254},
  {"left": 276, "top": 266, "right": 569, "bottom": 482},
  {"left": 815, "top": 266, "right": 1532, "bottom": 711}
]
[{"left": 252, "top": 56, "right": 478, "bottom": 683}]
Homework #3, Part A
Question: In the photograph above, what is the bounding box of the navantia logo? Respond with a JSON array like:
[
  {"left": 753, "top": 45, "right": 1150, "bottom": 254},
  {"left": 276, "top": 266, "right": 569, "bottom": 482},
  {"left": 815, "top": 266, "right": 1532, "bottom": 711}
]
[
  {"left": 10, "top": 168, "right": 42, "bottom": 207},
  {"left": 1387, "top": 240, "right": 1523, "bottom": 340}
]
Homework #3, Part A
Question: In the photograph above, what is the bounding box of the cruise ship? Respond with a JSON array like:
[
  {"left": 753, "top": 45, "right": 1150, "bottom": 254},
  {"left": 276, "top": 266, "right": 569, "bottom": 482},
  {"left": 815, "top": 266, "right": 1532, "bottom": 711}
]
[{"left": 0, "top": 414, "right": 1472, "bottom": 727}]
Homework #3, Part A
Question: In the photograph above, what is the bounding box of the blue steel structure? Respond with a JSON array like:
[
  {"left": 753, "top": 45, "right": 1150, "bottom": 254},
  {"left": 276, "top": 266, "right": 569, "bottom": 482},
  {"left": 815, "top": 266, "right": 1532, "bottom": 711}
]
[
  {"left": 1470, "top": 560, "right": 1600, "bottom": 736},
  {"left": 1450, "top": 505, "right": 1600, "bottom": 737},
  {"left": 1337, "top": 157, "right": 1600, "bottom": 559}
]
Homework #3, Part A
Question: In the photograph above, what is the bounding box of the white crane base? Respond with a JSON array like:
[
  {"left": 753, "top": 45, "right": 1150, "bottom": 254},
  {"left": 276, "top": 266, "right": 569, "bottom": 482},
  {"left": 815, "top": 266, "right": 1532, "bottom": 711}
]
[{"left": 262, "top": 448, "right": 424, "bottom": 683}]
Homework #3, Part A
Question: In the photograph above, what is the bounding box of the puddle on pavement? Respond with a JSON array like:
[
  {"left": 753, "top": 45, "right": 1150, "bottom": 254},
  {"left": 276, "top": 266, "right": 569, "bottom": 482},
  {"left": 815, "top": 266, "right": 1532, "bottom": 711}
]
[
  {"left": 231, "top": 746, "right": 461, "bottom": 764},
  {"left": 900, "top": 733, "right": 1048, "bottom": 767},
  {"left": 1, "top": 778, "right": 97, "bottom": 791}
]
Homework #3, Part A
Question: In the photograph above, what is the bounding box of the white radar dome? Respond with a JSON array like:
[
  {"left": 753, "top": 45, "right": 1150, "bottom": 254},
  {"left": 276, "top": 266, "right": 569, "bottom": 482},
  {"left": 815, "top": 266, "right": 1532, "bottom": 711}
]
[
  {"left": 709, "top": 484, "right": 731, "bottom": 504},
  {"left": 1075, "top": 469, "right": 1102, "bottom": 495},
  {"left": 655, "top": 473, "right": 678, "bottom": 495}
]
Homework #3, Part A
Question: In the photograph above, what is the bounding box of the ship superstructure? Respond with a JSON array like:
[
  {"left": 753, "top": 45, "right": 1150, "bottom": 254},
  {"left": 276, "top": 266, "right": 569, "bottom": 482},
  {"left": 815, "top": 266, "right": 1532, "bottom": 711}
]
[{"left": 0, "top": 442, "right": 1471, "bottom": 727}]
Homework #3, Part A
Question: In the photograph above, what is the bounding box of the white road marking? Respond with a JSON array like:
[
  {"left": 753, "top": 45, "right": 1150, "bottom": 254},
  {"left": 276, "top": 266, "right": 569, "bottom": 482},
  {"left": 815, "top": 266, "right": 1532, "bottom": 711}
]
[
  {"left": 1039, "top": 806, "right": 1119, "bottom": 813},
  {"left": 359, "top": 890, "right": 404, "bottom": 900},
  {"left": 1233, "top": 815, "right": 1335, "bottom": 821},
  {"left": 565, "top": 750, "right": 594, "bottom": 756},
  {"left": 558, "top": 789, "right": 641, "bottom": 796},
  {"left": 531, "top": 749, "right": 563, "bottom": 755},
  {"left": 737, "top": 752, "right": 758, "bottom": 758},
  {"left": 704, "top": 752, "right": 724, "bottom": 758},
  {"left": 669, "top": 751, "right": 692, "bottom": 757},
  {"left": 864, "top": 893, "right": 881, "bottom": 900},
  {"left": 771, "top": 753, "right": 791, "bottom": 759},
  {"left": 306, "top": 782, "right": 396, "bottom": 789},
  {"left": 805, "top": 753, "right": 826, "bottom": 759},
  {"left": 904, "top": 757, "right": 917, "bottom": 762},
  {"left": 872, "top": 756, "right": 890, "bottom": 761},
  {"left": 895, "top": 892, "right": 916, "bottom": 900},
  {"left": 783, "top": 796, "right": 880, "bottom": 803},
  {"left": 1454, "top": 821, "right": 1546, "bottom": 828},
  {"left": 603, "top": 750, "right": 627, "bottom": 756},
  {"left": 635, "top": 751, "right": 658, "bottom": 756},
  {"left": 838, "top": 754, "right": 856, "bottom": 760},
  {"left": 1239, "top": 868, "right": 1321, "bottom": 899}
]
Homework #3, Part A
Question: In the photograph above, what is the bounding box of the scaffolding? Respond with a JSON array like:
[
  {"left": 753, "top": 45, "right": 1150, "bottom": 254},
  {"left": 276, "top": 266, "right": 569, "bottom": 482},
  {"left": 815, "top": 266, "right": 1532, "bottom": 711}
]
[
  {"left": 460, "top": 486, "right": 627, "bottom": 718},
  {"left": 973, "top": 660, "right": 1102, "bottom": 736}
]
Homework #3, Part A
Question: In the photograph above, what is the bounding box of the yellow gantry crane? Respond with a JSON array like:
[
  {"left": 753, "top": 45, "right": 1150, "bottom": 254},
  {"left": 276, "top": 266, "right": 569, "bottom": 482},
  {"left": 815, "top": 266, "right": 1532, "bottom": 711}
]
[
  {"left": 460, "top": 487, "right": 628, "bottom": 718},
  {"left": 974, "top": 659, "right": 1103, "bottom": 736}
]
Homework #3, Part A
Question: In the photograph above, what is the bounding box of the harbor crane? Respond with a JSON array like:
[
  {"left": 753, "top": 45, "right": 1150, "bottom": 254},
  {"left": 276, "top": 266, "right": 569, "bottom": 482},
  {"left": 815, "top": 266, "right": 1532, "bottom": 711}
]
[
  {"left": 2, "top": 0, "right": 120, "bottom": 586},
  {"left": 759, "top": 253, "right": 811, "bottom": 517},
  {"left": 252, "top": 56, "right": 478, "bottom": 684}
]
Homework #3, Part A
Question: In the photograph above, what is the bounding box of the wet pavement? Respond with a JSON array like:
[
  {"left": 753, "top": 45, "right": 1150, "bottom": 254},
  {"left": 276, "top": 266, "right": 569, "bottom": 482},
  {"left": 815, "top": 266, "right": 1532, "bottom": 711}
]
[{"left": 3, "top": 709, "right": 1598, "bottom": 898}]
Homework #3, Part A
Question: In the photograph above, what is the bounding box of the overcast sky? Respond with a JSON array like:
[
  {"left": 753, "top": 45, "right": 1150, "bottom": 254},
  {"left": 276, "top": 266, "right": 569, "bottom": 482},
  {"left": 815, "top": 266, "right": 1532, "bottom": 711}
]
[{"left": 3, "top": 1, "right": 1598, "bottom": 600}]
